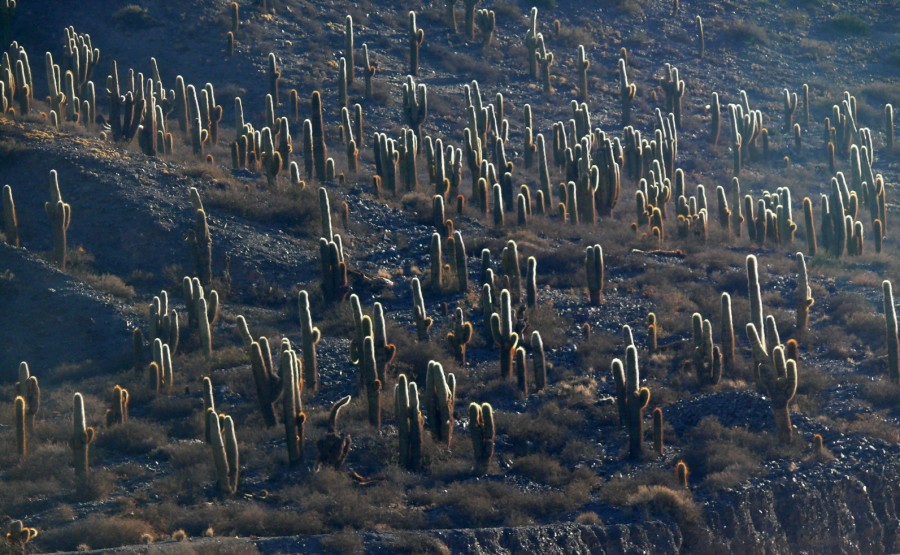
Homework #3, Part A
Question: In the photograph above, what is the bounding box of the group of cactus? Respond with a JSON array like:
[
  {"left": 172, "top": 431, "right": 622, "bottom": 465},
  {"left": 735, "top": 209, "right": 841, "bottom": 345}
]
[{"left": 0, "top": 41, "right": 33, "bottom": 115}]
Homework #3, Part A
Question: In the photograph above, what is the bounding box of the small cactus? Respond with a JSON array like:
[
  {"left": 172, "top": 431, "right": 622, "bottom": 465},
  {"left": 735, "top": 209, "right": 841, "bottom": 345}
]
[
  {"left": 2, "top": 184, "right": 19, "bottom": 247},
  {"left": 105, "top": 385, "right": 129, "bottom": 426},
  {"left": 15, "top": 395, "right": 26, "bottom": 458},
  {"left": 653, "top": 407, "right": 664, "bottom": 456},
  {"left": 676, "top": 460, "right": 689, "bottom": 488}
]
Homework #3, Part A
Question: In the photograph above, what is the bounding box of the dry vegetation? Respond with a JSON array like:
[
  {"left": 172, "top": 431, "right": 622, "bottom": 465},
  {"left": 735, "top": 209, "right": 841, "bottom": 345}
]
[{"left": 0, "top": 0, "right": 898, "bottom": 552}]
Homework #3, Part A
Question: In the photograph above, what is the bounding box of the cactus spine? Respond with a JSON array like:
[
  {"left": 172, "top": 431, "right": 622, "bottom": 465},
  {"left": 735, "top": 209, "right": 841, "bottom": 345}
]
[{"left": 71, "top": 393, "right": 96, "bottom": 485}]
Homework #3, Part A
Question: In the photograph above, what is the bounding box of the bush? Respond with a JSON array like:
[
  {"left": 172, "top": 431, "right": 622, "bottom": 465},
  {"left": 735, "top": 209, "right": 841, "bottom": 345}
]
[
  {"left": 826, "top": 14, "right": 870, "bottom": 35},
  {"left": 39, "top": 516, "right": 154, "bottom": 551},
  {"left": 112, "top": 5, "right": 157, "bottom": 29}
]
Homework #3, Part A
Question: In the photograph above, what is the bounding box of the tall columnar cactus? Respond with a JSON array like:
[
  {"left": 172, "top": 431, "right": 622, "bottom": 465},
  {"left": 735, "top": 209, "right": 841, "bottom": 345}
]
[
  {"left": 802, "top": 196, "right": 817, "bottom": 256},
  {"left": 408, "top": 12, "right": 425, "bottom": 76},
  {"left": 316, "top": 396, "right": 353, "bottom": 470},
  {"left": 424, "top": 361, "right": 456, "bottom": 445},
  {"left": 576, "top": 45, "right": 590, "bottom": 102},
  {"left": 453, "top": 230, "right": 468, "bottom": 293},
  {"left": 105, "top": 385, "right": 129, "bottom": 426},
  {"left": 395, "top": 376, "right": 424, "bottom": 471},
  {"left": 2, "top": 184, "right": 19, "bottom": 247},
  {"left": 298, "top": 291, "right": 322, "bottom": 393},
  {"left": 585, "top": 244, "right": 604, "bottom": 305},
  {"left": 463, "top": 0, "right": 481, "bottom": 39},
  {"left": 15, "top": 362, "right": 40, "bottom": 431},
  {"left": 491, "top": 289, "right": 519, "bottom": 379},
  {"left": 412, "top": 277, "right": 433, "bottom": 341},
  {"left": 202, "top": 376, "right": 215, "bottom": 443},
  {"left": 429, "top": 232, "right": 444, "bottom": 292},
  {"left": 515, "top": 346, "right": 528, "bottom": 397},
  {"left": 71, "top": 393, "right": 96, "bottom": 485},
  {"left": 281, "top": 348, "right": 306, "bottom": 466},
  {"left": 15, "top": 395, "right": 26, "bottom": 458},
  {"left": 447, "top": 307, "right": 473, "bottom": 367},
  {"left": 469, "top": 402, "right": 494, "bottom": 474},
  {"left": 884, "top": 280, "right": 899, "bottom": 384},
  {"left": 525, "top": 256, "right": 538, "bottom": 308},
  {"left": 310, "top": 91, "right": 328, "bottom": 180},
  {"left": 268, "top": 53, "right": 280, "bottom": 105},
  {"left": 361, "top": 336, "right": 382, "bottom": 428},
  {"left": 44, "top": 170, "right": 71, "bottom": 270},
  {"left": 344, "top": 15, "right": 355, "bottom": 85},
  {"left": 402, "top": 75, "right": 427, "bottom": 142},
  {"left": 250, "top": 339, "right": 282, "bottom": 427},
  {"left": 183, "top": 276, "right": 218, "bottom": 355},
  {"left": 536, "top": 36, "right": 553, "bottom": 94},
  {"left": 372, "top": 302, "right": 397, "bottom": 384},
  {"left": 151, "top": 338, "right": 174, "bottom": 392},
  {"left": 149, "top": 291, "right": 180, "bottom": 354},
  {"left": 720, "top": 293, "right": 736, "bottom": 378},
  {"left": 531, "top": 331, "right": 547, "bottom": 391},
  {"left": 475, "top": 9, "right": 495, "bottom": 49},
  {"left": 747, "top": 254, "right": 765, "bottom": 349},
  {"left": 653, "top": 407, "right": 664, "bottom": 456},
  {"left": 619, "top": 58, "right": 636, "bottom": 127},
  {"left": 500, "top": 240, "right": 522, "bottom": 305},
  {"left": 660, "top": 64, "right": 685, "bottom": 130},
  {"left": 207, "top": 409, "right": 239, "bottom": 494},
  {"left": 692, "top": 315, "right": 721, "bottom": 386},
  {"left": 362, "top": 43, "right": 377, "bottom": 99},
  {"left": 886, "top": 104, "right": 895, "bottom": 151},
  {"left": 795, "top": 253, "right": 814, "bottom": 333},
  {"left": 319, "top": 236, "right": 349, "bottom": 302},
  {"left": 612, "top": 345, "right": 651, "bottom": 460},
  {"left": 770, "top": 346, "right": 798, "bottom": 444},
  {"left": 186, "top": 205, "right": 213, "bottom": 286},
  {"left": 696, "top": 16, "right": 704, "bottom": 58}
]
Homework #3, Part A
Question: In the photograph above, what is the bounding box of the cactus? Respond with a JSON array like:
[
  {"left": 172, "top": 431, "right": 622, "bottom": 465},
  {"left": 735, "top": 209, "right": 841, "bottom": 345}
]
[
  {"left": 795, "top": 253, "right": 814, "bottom": 333},
  {"left": 298, "top": 291, "right": 322, "bottom": 393},
  {"left": 201, "top": 376, "right": 215, "bottom": 443},
  {"left": 361, "top": 335, "right": 382, "bottom": 428},
  {"left": 500, "top": 240, "right": 522, "bottom": 305},
  {"left": 515, "top": 346, "right": 528, "bottom": 397},
  {"left": 5, "top": 519, "right": 38, "bottom": 547},
  {"left": 402, "top": 76, "right": 427, "bottom": 142},
  {"left": 612, "top": 345, "right": 651, "bottom": 460},
  {"left": 250, "top": 339, "right": 282, "bottom": 427},
  {"left": 207, "top": 409, "right": 239, "bottom": 494},
  {"left": 692, "top": 315, "right": 721, "bottom": 386},
  {"left": 585, "top": 244, "right": 604, "bottom": 305},
  {"left": 884, "top": 280, "right": 899, "bottom": 384},
  {"left": 105, "top": 385, "right": 129, "bottom": 426},
  {"left": 720, "top": 294, "right": 736, "bottom": 378},
  {"left": 747, "top": 254, "right": 765, "bottom": 348},
  {"left": 475, "top": 9, "right": 495, "bottom": 49},
  {"left": 44, "top": 170, "right": 71, "bottom": 270},
  {"left": 71, "top": 392, "right": 96, "bottom": 485},
  {"left": 696, "top": 16, "right": 705, "bottom": 58},
  {"left": 2, "top": 184, "right": 19, "bottom": 246},
  {"left": 525, "top": 256, "right": 537, "bottom": 308},
  {"left": 424, "top": 361, "right": 456, "bottom": 445},
  {"left": 676, "top": 461, "right": 689, "bottom": 488},
  {"left": 447, "top": 307, "right": 473, "bottom": 367},
  {"left": 887, "top": 104, "right": 894, "bottom": 151},
  {"left": 710, "top": 92, "right": 721, "bottom": 145},
  {"left": 660, "top": 64, "right": 685, "bottom": 130},
  {"left": 529, "top": 331, "right": 548, "bottom": 391},
  {"left": 463, "top": 0, "right": 481, "bottom": 39},
  {"left": 453, "top": 230, "right": 468, "bottom": 293},
  {"left": 15, "top": 395, "right": 26, "bottom": 458},
  {"left": 362, "top": 43, "right": 376, "bottom": 99},
  {"left": 647, "top": 313, "right": 659, "bottom": 355},
  {"left": 619, "top": 58, "right": 636, "bottom": 127},
  {"left": 429, "top": 232, "right": 444, "bottom": 293},
  {"left": 469, "top": 402, "right": 495, "bottom": 473},
  {"left": 148, "top": 291, "right": 180, "bottom": 354},
  {"left": 281, "top": 348, "right": 306, "bottom": 466},
  {"left": 15, "top": 362, "right": 40, "bottom": 431},
  {"left": 310, "top": 91, "right": 328, "bottom": 180},
  {"left": 576, "top": 45, "right": 590, "bottom": 102},
  {"left": 267, "top": 52, "right": 281, "bottom": 105},
  {"left": 802, "top": 197, "right": 817, "bottom": 256},
  {"left": 491, "top": 289, "right": 519, "bottom": 379},
  {"left": 185, "top": 205, "right": 213, "bottom": 286},
  {"left": 395, "top": 376, "right": 424, "bottom": 471},
  {"left": 652, "top": 407, "right": 664, "bottom": 456},
  {"left": 412, "top": 277, "right": 433, "bottom": 341},
  {"left": 372, "top": 302, "right": 397, "bottom": 384},
  {"left": 770, "top": 346, "right": 798, "bottom": 444},
  {"left": 536, "top": 36, "right": 553, "bottom": 94},
  {"left": 316, "top": 396, "right": 353, "bottom": 470},
  {"left": 319, "top": 236, "right": 349, "bottom": 302},
  {"left": 408, "top": 12, "right": 425, "bottom": 76}
]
